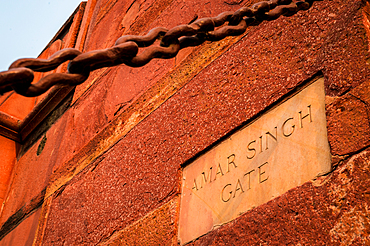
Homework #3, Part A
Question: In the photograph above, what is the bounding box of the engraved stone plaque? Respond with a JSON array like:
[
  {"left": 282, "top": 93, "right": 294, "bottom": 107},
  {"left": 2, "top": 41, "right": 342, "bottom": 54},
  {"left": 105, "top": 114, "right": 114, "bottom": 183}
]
[{"left": 178, "top": 77, "right": 331, "bottom": 244}]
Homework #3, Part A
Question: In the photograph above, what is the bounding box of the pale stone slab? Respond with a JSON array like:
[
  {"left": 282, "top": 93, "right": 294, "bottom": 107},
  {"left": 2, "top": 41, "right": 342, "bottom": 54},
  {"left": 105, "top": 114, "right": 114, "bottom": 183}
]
[{"left": 178, "top": 77, "right": 331, "bottom": 244}]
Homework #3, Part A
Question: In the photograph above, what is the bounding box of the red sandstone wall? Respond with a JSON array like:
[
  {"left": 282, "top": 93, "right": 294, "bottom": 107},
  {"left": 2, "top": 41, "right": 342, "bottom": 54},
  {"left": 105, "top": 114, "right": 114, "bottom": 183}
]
[{"left": 0, "top": 0, "right": 370, "bottom": 245}]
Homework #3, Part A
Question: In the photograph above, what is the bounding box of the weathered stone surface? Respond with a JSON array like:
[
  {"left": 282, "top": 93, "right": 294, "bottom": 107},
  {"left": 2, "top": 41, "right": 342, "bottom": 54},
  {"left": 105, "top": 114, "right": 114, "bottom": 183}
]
[
  {"left": 326, "top": 94, "right": 370, "bottom": 156},
  {"left": 186, "top": 148, "right": 370, "bottom": 245},
  {"left": 1, "top": 0, "right": 369, "bottom": 245},
  {"left": 0, "top": 190, "right": 44, "bottom": 242},
  {"left": 47, "top": 0, "right": 370, "bottom": 199},
  {"left": 47, "top": 5, "right": 246, "bottom": 199},
  {"left": 0, "top": 111, "right": 70, "bottom": 226},
  {"left": 99, "top": 197, "right": 179, "bottom": 246},
  {"left": 0, "top": 208, "right": 41, "bottom": 246},
  {"left": 179, "top": 78, "right": 331, "bottom": 244},
  {"left": 0, "top": 136, "right": 16, "bottom": 206},
  {"left": 41, "top": 122, "right": 183, "bottom": 245},
  {"left": 350, "top": 78, "right": 370, "bottom": 106},
  {"left": 39, "top": 1, "right": 370, "bottom": 244},
  {"left": 319, "top": 0, "right": 370, "bottom": 96}
]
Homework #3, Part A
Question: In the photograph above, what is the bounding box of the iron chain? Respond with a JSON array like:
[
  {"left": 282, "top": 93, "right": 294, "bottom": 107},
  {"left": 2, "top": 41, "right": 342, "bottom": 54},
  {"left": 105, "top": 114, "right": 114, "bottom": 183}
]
[{"left": 0, "top": 0, "right": 320, "bottom": 97}]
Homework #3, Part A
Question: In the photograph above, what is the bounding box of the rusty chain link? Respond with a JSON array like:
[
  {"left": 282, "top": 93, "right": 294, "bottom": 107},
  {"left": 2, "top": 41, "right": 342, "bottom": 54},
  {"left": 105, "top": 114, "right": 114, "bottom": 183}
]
[{"left": 0, "top": 0, "right": 320, "bottom": 97}]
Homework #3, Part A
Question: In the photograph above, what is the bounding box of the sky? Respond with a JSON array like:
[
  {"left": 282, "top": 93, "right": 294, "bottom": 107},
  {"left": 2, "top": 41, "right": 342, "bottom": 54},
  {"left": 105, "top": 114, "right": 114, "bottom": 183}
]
[{"left": 0, "top": 0, "right": 83, "bottom": 72}]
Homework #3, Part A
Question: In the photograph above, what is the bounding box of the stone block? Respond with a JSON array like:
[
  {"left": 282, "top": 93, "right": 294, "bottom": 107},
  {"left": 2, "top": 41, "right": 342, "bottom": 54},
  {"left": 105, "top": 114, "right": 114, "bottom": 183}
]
[
  {"left": 100, "top": 197, "right": 179, "bottom": 246},
  {"left": 326, "top": 94, "right": 370, "bottom": 155}
]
